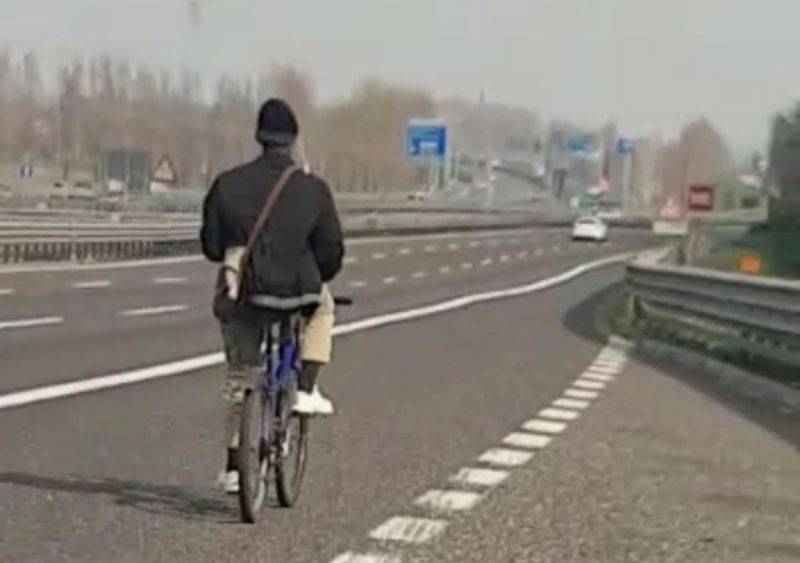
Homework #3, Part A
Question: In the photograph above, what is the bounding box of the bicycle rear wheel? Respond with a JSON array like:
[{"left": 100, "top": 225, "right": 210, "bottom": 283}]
[
  {"left": 275, "top": 395, "right": 309, "bottom": 507},
  {"left": 237, "top": 389, "right": 268, "bottom": 523}
]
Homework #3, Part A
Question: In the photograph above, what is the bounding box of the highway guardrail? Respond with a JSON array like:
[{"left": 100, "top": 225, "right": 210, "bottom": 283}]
[{"left": 626, "top": 250, "right": 800, "bottom": 370}]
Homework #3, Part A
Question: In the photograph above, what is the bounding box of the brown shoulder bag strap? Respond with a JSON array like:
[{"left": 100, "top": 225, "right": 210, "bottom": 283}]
[{"left": 241, "top": 164, "right": 299, "bottom": 264}]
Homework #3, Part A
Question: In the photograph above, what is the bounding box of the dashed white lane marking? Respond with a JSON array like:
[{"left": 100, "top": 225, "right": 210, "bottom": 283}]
[
  {"left": 469, "top": 241, "right": 480, "bottom": 249},
  {"left": 382, "top": 276, "right": 397, "bottom": 285},
  {"left": 438, "top": 265, "right": 452, "bottom": 274},
  {"left": 120, "top": 304, "right": 189, "bottom": 317},
  {"left": 397, "top": 247, "right": 411, "bottom": 255},
  {"left": 154, "top": 277, "right": 187, "bottom": 285},
  {"left": 344, "top": 256, "right": 358, "bottom": 265},
  {"left": 534, "top": 248, "right": 544, "bottom": 256},
  {"left": 369, "top": 516, "right": 448, "bottom": 543},
  {"left": 460, "top": 262, "right": 473, "bottom": 270},
  {"left": 581, "top": 371, "right": 615, "bottom": 382},
  {"left": 450, "top": 467, "right": 509, "bottom": 487},
  {"left": 331, "top": 553, "right": 401, "bottom": 563},
  {"left": 573, "top": 379, "right": 607, "bottom": 390},
  {"left": 372, "top": 252, "right": 387, "bottom": 260},
  {"left": 424, "top": 245, "right": 437, "bottom": 253},
  {"left": 326, "top": 341, "right": 631, "bottom": 563},
  {"left": 448, "top": 243, "right": 460, "bottom": 251},
  {"left": 553, "top": 397, "right": 591, "bottom": 410},
  {"left": 0, "top": 288, "right": 14, "bottom": 295},
  {"left": 517, "top": 250, "right": 528, "bottom": 259},
  {"left": 0, "top": 316, "right": 64, "bottom": 331},
  {"left": 479, "top": 448, "right": 534, "bottom": 467},
  {"left": 414, "top": 490, "right": 483, "bottom": 512},
  {"left": 73, "top": 280, "right": 111, "bottom": 289},
  {"left": 503, "top": 432, "right": 554, "bottom": 449},
  {"left": 539, "top": 407, "right": 581, "bottom": 421},
  {"left": 349, "top": 281, "right": 367, "bottom": 289},
  {"left": 552, "top": 245, "right": 562, "bottom": 253},
  {"left": 565, "top": 388, "right": 600, "bottom": 400},
  {"left": 509, "top": 238, "right": 520, "bottom": 244},
  {"left": 499, "top": 254, "right": 510, "bottom": 262},
  {"left": 411, "top": 271, "right": 427, "bottom": 279},
  {"left": 522, "top": 419, "right": 567, "bottom": 434},
  {"left": 586, "top": 365, "right": 622, "bottom": 375},
  {"left": 480, "top": 258, "right": 493, "bottom": 267}
]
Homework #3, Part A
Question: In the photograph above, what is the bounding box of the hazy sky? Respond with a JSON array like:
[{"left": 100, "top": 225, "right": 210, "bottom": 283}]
[{"left": 3, "top": 0, "right": 800, "bottom": 151}]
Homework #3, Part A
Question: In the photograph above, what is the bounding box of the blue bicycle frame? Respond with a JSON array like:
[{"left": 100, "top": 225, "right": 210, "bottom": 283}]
[{"left": 261, "top": 316, "right": 302, "bottom": 458}]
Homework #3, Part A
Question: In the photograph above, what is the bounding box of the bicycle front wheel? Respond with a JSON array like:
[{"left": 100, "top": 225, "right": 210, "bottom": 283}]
[
  {"left": 275, "top": 411, "right": 309, "bottom": 507},
  {"left": 237, "top": 389, "right": 268, "bottom": 523}
]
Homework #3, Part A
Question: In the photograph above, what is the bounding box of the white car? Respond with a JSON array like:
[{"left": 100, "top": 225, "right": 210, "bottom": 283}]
[{"left": 572, "top": 216, "right": 609, "bottom": 242}]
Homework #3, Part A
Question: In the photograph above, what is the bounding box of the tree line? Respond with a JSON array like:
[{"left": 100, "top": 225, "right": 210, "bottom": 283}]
[{"left": 0, "top": 52, "right": 443, "bottom": 193}]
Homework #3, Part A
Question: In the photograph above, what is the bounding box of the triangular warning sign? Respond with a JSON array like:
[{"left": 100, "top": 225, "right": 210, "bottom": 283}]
[{"left": 153, "top": 155, "right": 178, "bottom": 185}]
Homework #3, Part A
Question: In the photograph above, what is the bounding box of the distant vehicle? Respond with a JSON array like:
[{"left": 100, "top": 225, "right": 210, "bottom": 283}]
[
  {"left": 407, "top": 190, "right": 430, "bottom": 201},
  {"left": 572, "top": 216, "right": 609, "bottom": 242}
]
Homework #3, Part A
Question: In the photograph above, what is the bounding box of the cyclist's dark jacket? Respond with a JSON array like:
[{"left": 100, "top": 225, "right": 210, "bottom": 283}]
[{"left": 200, "top": 149, "right": 344, "bottom": 310}]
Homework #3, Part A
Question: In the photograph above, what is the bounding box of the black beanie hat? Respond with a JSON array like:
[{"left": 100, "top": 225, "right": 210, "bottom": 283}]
[{"left": 255, "top": 98, "right": 299, "bottom": 146}]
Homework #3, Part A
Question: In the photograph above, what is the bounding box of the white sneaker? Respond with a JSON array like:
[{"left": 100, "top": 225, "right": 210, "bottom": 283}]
[
  {"left": 217, "top": 470, "right": 239, "bottom": 494},
  {"left": 293, "top": 386, "right": 335, "bottom": 416}
]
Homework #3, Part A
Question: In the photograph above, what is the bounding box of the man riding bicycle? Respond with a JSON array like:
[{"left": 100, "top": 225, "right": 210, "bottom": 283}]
[{"left": 200, "top": 98, "right": 344, "bottom": 492}]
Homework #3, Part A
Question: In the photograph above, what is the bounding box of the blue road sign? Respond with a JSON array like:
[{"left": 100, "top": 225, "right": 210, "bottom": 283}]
[
  {"left": 616, "top": 138, "right": 636, "bottom": 155},
  {"left": 565, "top": 134, "right": 591, "bottom": 153},
  {"left": 407, "top": 119, "right": 448, "bottom": 158}
]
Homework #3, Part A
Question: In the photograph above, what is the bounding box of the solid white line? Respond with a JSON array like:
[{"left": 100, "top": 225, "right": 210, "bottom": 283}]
[
  {"left": 382, "top": 276, "right": 397, "bottom": 285},
  {"left": 414, "top": 489, "right": 483, "bottom": 512},
  {"left": 411, "top": 271, "right": 427, "bottom": 279},
  {"left": 479, "top": 448, "right": 534, "bottom": 467},
  {"left": 73, "top": 280, "right": 111, "bottom": 289},
  {"left": 372, "top": 252, "right": 387, "bottom": 260},
  {"left": 522, "top": 419, "right": 567, "bottom": 434},
  {"left": 565, "top": 388, "right": 600, "bottom": 400},
  {"left": 0, "top": 253, "right": 632, "bottom": 410},
  {"left": 573, "top": 379, "right": 606, "bottom": 390},
  {"left": 450, "top": 467, "right": 509, "bottom": 487},
  {"left": 0, "top": 316, "right": 64, "bottom": 331},
  {"left": 0, "top": 255, "right": 204, "bottom": 275},
  {"left": 120, "top": 304, "right": 189, "bottom": 317},
  {"left": 369, "top": 516, "right": 447, "bottom": 543},
  {"left": 553, "top": 398, "right": 591, "bottom": 410},
  {"left": 438, "top": 265, "right": 452, "bottom": 274},
  {"left": 349, "top": 281, "right": 367, "bottom": 288},
  {"left": 503, "top": 432, "right": 554, "bottom": 449},
  {"left": 539, "top": 407, "right": 581, "bottom": 421},
  {"left": 0, "top": 288, "right": 13, "bottom": 295},
  {"left": 330, "top": 553, "right": 401, "bottom": 563},
  {"left": 154, "top": 277, "right": 187, "bottom": 285}
]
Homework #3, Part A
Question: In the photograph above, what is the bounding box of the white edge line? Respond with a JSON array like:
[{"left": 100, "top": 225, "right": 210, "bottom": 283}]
[{"left": 0, "top": 252, "right": 632, "bottom": 410}]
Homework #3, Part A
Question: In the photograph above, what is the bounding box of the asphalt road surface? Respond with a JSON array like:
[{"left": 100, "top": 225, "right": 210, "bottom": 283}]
[{"left": 0, "top": 227, "right": 797, "bottom": 563}]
